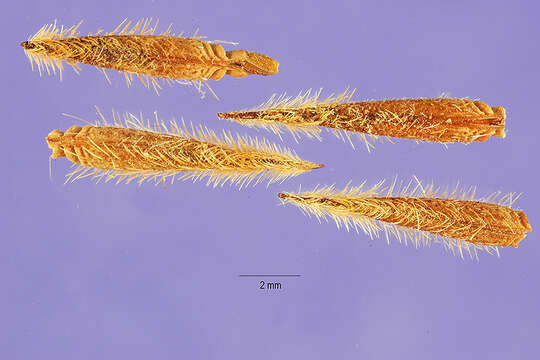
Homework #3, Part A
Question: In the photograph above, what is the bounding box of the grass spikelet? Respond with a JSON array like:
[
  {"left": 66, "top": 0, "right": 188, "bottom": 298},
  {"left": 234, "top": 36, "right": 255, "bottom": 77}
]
[
  {"left": 217, "top": 89, "right": 506, "bottom": 150},
  {"left": 46, "top": 110, "right": 322, "bottom": 187},
  {"left": 21, "top": 19, "right": 279, "bottom": 97},
  {"left": 278, "top": 178, "right": 532, "bottom": 259}
]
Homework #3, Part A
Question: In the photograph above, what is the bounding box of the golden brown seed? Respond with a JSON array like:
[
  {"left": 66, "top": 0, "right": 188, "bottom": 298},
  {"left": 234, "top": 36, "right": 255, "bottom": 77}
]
[
  {"left": 46, "top": 112, "right": 322, "bottom": 187},
  {"left": 278, "top": 180, "right": 532, "bottom": 258},
  {"left": 217, "top": 89, "right": 506, "bottom": 148},
  {"left": 21, "top": 19, "right": 279, "bottom": 95}
]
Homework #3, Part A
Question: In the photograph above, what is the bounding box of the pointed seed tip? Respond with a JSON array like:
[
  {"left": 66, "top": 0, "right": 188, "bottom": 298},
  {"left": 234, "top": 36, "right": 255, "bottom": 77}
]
[
  {"left": 277, "top": 193, "right": 287, "bottom": 199},
  {"left": 20, "top": 41, "right": 33, "bottom": 49}
]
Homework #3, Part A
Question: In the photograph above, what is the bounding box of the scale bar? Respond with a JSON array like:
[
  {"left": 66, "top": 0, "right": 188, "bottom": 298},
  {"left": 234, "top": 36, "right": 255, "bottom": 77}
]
[{"left": 239, "top": 274, "right": 301, "bottom": 277}]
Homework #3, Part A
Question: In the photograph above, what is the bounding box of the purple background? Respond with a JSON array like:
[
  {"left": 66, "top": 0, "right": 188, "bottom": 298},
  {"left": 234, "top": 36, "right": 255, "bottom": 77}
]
[{"left": 2, "top": 0, "right": 539, "bottom": 358}]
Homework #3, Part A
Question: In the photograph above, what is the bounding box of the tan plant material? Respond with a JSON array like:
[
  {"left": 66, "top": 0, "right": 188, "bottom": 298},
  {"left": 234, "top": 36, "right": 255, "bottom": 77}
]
[
  {"left": 278, "top": 178, "right": 531, "bottom": 258},
  {"left": 217, "top": 89, "right": 506, "bottom": 150},
  {"left": 21, "top": 19, "right": 279, "bottom": 97},
  {"left": 46, "top": 110, "right": 322, "bottom": 187}
]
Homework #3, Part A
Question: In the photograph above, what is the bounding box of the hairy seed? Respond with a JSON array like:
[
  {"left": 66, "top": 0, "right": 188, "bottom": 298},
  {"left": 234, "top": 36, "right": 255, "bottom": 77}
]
[
  {"left": 218, "top": 89, "right": 505, "bottom": 149},
  {"left": 278, "top": 179, "right": 531, "bottom": 258},
  {"left": 22, "top": 19, "right": 279, "bottom": 96},
  {"left": 46, "top": 112, "right": 322, "bottom": 187}
]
